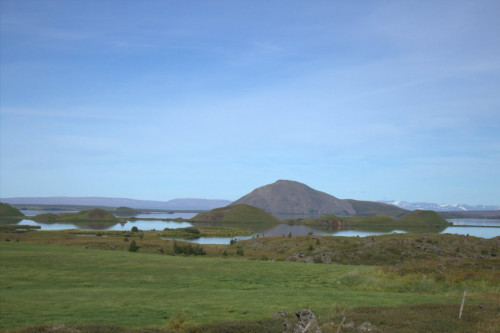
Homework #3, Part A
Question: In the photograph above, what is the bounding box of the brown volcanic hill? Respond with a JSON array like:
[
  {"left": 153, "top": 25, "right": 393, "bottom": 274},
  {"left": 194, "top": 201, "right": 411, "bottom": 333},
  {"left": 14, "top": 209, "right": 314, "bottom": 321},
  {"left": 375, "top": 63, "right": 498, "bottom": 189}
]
[{"left": 231, "top": 180, "right": 356, "bottom": 218}]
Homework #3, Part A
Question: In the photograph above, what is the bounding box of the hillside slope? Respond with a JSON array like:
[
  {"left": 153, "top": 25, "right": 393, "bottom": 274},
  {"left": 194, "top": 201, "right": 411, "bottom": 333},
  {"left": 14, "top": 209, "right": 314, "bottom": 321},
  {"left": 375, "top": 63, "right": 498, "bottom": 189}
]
[
  {"left": 231, "top": 180, "right": 356, "bottom": 218},
  {"left": 192, "top": 204, "right": 280, "bottom": 223},
  {"left": 397, "top": 210, "right": 451, "bottom": 226},
  {"left": 0, "top": 203, "right": 25, "bottom": 217},
  {"left": 345, "top": 199, "right": 409, "bottom": 217}
]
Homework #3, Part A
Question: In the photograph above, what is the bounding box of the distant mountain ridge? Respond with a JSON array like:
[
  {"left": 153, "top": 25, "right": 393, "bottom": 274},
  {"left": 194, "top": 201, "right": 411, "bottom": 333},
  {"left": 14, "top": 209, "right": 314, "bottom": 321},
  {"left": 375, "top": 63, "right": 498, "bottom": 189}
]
[
  {"left": 380, "top": 200, "right": 500, "bottom": 212},
  {"left": 0, "top": 197, "right": 231, "bottom": 210}
]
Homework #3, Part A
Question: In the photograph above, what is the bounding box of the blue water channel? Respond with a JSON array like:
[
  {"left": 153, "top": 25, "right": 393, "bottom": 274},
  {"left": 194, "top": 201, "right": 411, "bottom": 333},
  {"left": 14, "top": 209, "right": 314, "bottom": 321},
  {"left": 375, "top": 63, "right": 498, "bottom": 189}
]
[{"left": 12, "top": 214, "right": 500, "bottom": 243}]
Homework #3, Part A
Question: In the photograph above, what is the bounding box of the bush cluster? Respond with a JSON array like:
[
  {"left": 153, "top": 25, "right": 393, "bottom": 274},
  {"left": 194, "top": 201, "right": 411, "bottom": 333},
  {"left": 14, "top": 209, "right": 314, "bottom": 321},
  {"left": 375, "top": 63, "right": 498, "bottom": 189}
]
[
  {"left": 128, "top": 240, "right": 139, "bottom": 252},
  {"left": 173, "top": 241, "right": 206, "bottom": 255},
  {"left": 182, "top": 227, "right": 201, "bottom": 235}
]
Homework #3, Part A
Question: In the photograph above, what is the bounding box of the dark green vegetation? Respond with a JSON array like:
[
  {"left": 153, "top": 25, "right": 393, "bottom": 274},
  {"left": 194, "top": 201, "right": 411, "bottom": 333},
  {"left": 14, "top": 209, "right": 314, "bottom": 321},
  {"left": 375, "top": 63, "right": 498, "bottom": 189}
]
[
  {"left": 113, "top": 206, "right": 140, "bottom": 216},
  {"left": 192, "top": 204, "right": 280, "bottom": 223},
  {"left": 397, "top": 209, "right": 451, "bottom": 226},
  {"left": 0, "top": 224, "right": 40, "bottom": 233},
  {"left": 173, "top": 241, "right": 206, "bottom": 255},
  {"left": 0, "top": 202, "right": 24, "bottom": 217},
  {"left": 160, "top": 226, "right": 253, "bottom": 239},
  {"left": 32, "top": 208, "right": 118, "bottom": 222},
  {"left": 2, "top": 241, "right": 499, "bottom": 332}
]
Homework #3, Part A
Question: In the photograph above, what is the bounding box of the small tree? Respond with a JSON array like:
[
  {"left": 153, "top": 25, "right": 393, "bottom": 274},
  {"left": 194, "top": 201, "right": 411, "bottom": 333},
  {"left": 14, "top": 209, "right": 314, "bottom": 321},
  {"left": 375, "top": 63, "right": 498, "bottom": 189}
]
[
  {"left": 131, "top": 226, "right": 139, "bottom": 232},
  {"left": 128, "top": 240, "right": 139, "bottom": 252}
]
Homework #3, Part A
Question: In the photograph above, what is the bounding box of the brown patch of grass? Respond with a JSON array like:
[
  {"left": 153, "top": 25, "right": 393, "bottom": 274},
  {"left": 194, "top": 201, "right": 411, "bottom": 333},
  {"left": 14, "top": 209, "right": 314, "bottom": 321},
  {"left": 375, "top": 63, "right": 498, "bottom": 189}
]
[{"left": 319, "top": 303, "right": 500, "bottom": 333}]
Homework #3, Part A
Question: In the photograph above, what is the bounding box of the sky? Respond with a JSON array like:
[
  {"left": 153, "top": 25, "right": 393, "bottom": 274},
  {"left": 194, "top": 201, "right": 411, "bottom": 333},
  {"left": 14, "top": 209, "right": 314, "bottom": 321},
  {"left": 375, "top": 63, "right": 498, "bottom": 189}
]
[{"left": 1, "top": 0, "right": 499, "bottom": 205}]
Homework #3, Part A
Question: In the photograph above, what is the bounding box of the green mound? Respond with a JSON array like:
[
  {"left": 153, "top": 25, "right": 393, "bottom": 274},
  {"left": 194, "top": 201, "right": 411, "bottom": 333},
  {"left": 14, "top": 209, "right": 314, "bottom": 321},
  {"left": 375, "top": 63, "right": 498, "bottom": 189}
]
[
  {"left": 294, "top": 210, "right": 450, "bottom": 232},
  {"left": 397, "top": 210, "right": 451, "bottom": 226},
  {"left": 345, "top": 199, "right": 409, "bottom": 217},
  {"left": 113, "top": 206, "right": 139, "bottom": 216},
  {"left": 33, "top": 209, "right": 118, "bottom": 223},
  {"left": 192, "top": 204, "right": 280, "bottom": 223},
  {"left": 0, "top": 203, "right": 25, "bottom": 217}
]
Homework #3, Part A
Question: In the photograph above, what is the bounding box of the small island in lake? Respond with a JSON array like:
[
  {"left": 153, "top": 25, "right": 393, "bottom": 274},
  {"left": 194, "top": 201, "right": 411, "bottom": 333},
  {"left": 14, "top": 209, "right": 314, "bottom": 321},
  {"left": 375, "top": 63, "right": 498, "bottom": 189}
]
[{"left": 32, "top": 208, "right": 118, "bottom": 223}]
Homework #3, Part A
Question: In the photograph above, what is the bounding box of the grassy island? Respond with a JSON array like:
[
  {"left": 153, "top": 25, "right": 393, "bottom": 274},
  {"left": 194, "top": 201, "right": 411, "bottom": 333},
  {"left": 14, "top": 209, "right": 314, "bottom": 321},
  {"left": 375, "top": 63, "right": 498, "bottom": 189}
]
[
  {"left": 32, "top": 208, "right": 118, "bottom": 223},
  {"left": 192, "top": 204, "right": 280, "bottom": 223},
  {"left": 290, "top": 210, "right": 451, "bottom": 233}
]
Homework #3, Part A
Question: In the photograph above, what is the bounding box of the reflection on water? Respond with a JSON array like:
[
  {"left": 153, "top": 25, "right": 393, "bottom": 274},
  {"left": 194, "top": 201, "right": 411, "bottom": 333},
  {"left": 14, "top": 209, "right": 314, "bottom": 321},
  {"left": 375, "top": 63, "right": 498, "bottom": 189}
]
[
  {"left": 182, "top": 236, "right": 254, "bottom": 245},
  {"left": 107, "top": 220, "right": 192, "bottom": 231},
  {"left": 18, "top": 219, "right": 81, "bottom": 230},
  {"left": 10, "top": 217, "right": 500, "bottom": 244},
  {"left": 182, "top": 220, "right": 500, "bottom": 244},
  {"left": 16, "top": 219, "right": 192, "bottom": 231},
  {"left": 262, "top": 224, "right": 319, "bottom": 237},
  {"left": 182, "top": 229, "right": 404, "bottom": 245},
  {"left": 321, "top": 230, "right": 404, "bottom": 237},
  {"left": 448, "top": 219, "right": 500, "bottom": 227},
  {"left": 134, "top": 212, "right": 197, "bottom": 219}
]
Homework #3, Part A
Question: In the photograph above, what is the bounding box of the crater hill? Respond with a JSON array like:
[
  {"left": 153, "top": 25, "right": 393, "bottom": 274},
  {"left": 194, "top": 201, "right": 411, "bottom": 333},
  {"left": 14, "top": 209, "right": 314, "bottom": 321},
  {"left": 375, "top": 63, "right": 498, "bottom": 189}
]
[
  {"left": 0, "top": 203, "right": 25, "bottom": 217},
  {"left": 397, "top": 209, "right": 451, "bottom": 226},
  {"left": 230, "top": 180, "right": 408, "bottom": 218},
  {"left": 192, "top": 204, "right": 280, "bottom": 223}
]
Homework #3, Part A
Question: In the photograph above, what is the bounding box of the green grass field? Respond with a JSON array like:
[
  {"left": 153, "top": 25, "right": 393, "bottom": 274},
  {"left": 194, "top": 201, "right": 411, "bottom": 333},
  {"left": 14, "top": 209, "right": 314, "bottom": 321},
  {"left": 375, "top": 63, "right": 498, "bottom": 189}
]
[{"left": 0, "top": 242, "right": 478, "bottom": 331}]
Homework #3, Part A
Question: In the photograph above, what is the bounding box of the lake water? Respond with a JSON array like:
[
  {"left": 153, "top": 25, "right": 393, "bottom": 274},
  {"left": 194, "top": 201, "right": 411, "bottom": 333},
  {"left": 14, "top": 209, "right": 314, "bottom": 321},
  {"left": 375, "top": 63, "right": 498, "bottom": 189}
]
[
  {"left": 178, "top": 220, "right": 500, "bottom": 244},
  {"left": 447, "top": 219, "right": 500, "bottom": 227},
  {"left": 16, "top": 219, "right": 193, "bottom": 231},
  {"left": 19, "top": 209, "right": 197, "bottom": 220},
  {"left": 134, "top": 212, "right": 197, "bottom": 219},
  {"left": 10, "top": 218, "right": 500, "bottom": 243}
]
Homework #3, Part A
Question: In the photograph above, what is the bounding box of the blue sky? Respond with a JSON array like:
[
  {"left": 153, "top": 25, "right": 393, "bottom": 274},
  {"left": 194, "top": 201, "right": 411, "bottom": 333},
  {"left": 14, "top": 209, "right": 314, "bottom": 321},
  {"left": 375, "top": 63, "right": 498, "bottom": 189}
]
[{"left": 1, "top": 0, "right": 499, "bottom": 205}]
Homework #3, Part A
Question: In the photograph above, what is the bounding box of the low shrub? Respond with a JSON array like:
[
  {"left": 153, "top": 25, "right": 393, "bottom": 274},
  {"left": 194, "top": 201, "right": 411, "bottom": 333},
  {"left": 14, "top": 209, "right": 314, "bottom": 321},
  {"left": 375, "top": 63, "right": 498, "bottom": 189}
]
[
  {"left": 168, "top": 311, "right": 190, "bottom": 330},
  {"left": 128, "top": 240, "right": 139, "bottom": 252},
  {"left": 173, "top": 241, "right": 206, "bottom": 255}
]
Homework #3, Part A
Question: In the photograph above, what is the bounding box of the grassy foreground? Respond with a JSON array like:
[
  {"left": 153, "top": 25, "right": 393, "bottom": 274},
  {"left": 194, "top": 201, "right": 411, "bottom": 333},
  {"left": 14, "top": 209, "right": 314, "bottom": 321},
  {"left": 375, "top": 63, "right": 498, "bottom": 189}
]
[{"left": 1, "top": 241, "right": 493, "bottom": 331}]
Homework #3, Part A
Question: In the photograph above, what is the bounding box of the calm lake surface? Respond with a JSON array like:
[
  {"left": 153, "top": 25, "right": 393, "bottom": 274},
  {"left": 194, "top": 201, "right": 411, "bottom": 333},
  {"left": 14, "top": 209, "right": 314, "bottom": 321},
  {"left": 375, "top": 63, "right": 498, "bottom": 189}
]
[
  {"left": 17, "top": 219, "right": 193, "bottom": 231},
  {"left": 20, "top": 210, "right": 197, "bottom": 220},
  {"left": 134, "top": 212, "right": 197, "bottom": 219},
  {"left": 13, "top": 217, "right": 500, "bottom": 243}
]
